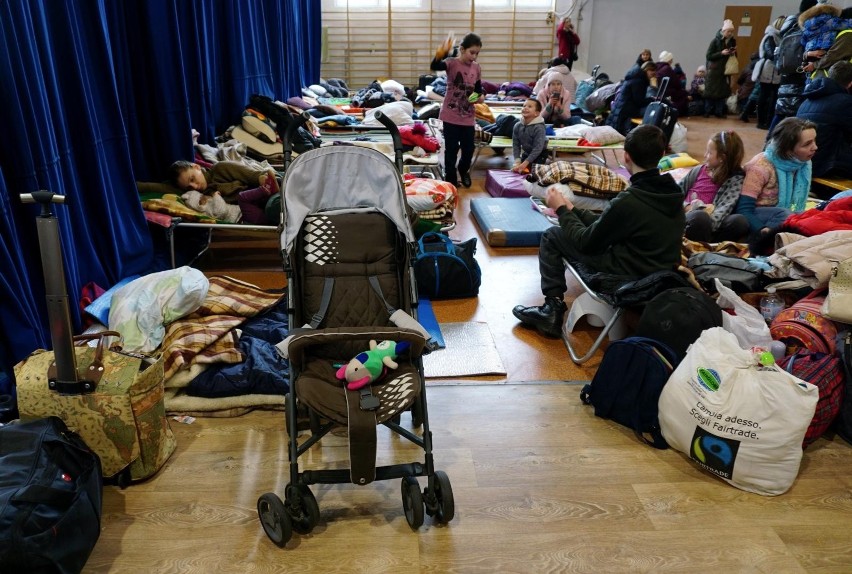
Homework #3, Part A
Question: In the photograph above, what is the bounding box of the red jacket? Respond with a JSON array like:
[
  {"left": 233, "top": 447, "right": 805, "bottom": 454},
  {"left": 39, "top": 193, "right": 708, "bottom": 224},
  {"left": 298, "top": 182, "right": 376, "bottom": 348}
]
[{"left": 782, "top": 196, "right": 852, "bottom": 235}]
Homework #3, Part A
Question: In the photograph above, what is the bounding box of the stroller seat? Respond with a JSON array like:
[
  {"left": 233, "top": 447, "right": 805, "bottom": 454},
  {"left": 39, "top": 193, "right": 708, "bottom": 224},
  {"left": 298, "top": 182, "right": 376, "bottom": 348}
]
[{"left": 258, "top": 119, "right": 454, "bottom": 548}]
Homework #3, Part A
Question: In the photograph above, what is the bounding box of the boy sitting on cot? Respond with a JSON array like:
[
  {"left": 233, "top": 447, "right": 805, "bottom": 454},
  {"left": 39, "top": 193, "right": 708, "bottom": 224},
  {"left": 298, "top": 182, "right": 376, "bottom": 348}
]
[{"left": 511, "top": 99, "right": 548, "bottom": 174}]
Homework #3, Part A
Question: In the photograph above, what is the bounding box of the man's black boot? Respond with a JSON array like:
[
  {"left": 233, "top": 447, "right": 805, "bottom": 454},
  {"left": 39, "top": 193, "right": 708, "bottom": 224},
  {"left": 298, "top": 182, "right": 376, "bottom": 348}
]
[
  {"left": 512, "top": 297, "right": 567, "bottom": 337},
  {"left": 459, "top": 172, "right": 472, "bottom": 188}
]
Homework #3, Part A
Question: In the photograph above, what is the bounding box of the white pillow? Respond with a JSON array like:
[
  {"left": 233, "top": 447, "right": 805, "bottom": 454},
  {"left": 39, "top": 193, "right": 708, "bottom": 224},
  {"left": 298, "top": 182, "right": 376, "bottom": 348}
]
[
  {"left": 362, "top": 101, "right": 414, "bottom": 127},
  {"left": 108, "top": 267, "right": 209, "bottom": 353},
  {"left": 380, "top": 79, "right": 406, "bottom": 100},
  {"left": 308, "top": 84, "right": 328, "bottom": 97},
  {"left": 577, "top": 125, "right": 626, "bottom": 145}
]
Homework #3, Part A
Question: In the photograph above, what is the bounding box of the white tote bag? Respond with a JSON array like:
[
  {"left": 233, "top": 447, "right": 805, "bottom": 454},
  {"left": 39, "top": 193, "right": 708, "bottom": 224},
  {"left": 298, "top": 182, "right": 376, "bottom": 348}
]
[{"left": 658, "top": 327, "right": 817, "bottom": 496}]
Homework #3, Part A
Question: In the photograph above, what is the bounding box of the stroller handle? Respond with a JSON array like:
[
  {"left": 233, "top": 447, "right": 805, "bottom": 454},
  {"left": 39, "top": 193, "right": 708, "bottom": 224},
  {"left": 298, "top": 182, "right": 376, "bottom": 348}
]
[
  {"left": 372, "top": 111, "right": 404, "bottom": 174},
  {"left": 283, "top": 111, "right": 312, "bottom": 171}
]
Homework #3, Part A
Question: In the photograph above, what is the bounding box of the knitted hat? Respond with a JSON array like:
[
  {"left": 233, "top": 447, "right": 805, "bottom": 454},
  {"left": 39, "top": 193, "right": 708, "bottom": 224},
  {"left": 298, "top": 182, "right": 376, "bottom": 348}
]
[
  {"left": 658, "top": 51, "right": 674, "bottom": 63},
  {"left": 722, "top": 19, "right": 735, "bottom": 31}
]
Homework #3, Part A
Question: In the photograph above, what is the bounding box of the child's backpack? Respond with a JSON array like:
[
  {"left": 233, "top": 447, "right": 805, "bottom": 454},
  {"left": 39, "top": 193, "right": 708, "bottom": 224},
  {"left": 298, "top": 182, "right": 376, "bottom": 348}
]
[
  {"left": 774, "top": 29, "right": 804, "bottom": 75},
  {"left": 770, "top": 290, "right": 839, "bottom": 355},
  {"left": 580, "top": 337, "right": 678, "bottom": 449},
  {"left": 779, "top": 350, "right": 846, "bottom": 447},
  {"left": 635, "top": 287, "right": 723, "bottom": 362}
]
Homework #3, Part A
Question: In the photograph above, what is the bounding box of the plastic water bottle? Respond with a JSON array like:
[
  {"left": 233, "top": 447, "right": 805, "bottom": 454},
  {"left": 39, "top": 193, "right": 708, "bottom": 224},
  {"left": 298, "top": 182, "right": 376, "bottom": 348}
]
[{"left": 759, "top": 286, "right": 785, "bottom": 324}]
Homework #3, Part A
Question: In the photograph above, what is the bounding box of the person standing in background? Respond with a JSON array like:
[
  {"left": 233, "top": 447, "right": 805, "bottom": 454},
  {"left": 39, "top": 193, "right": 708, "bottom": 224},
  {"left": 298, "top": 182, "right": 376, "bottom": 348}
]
[
  {"left": 768, "top": 1, "right": 819, "bottom": 135},
  {"left": 751, "top": 18, "right": 784, "bottom": 130},
  {"left": 704, "top": 19, "right": 737, "bottom": 118},
  {"left": 556, "top": 17, "right": 580, "bottom": 71}
]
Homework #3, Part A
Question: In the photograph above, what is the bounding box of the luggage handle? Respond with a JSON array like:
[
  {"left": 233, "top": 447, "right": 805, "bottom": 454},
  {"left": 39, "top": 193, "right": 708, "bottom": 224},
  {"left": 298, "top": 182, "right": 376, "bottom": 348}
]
[
  {"left": 47, "top": 331, "right": 120, "bottom": 394},
  {"left": 654, "top": 76, "right": 669, "bottom": 101}
]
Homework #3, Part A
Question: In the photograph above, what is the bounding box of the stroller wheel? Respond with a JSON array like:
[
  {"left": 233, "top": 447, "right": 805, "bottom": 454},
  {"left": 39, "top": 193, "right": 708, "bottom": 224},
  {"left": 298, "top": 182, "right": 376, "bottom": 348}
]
[
  {"left": 431, "top": 470, "right": 455, "bottom": 524},
  {"left": 257, "top": 493, "right": 292, "bottom": 547},
  {"left": 288, "top": 485, "right": 320, "bottom": 535},
  {"left": 401, "top": 476, "right": 425, "bottom": 529}
]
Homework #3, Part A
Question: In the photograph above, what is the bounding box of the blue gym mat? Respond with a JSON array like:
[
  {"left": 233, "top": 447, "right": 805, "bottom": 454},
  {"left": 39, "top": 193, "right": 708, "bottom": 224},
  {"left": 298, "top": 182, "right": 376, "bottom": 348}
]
[{"left": 417, "top": 298, "right": 445, "bottom": 349}]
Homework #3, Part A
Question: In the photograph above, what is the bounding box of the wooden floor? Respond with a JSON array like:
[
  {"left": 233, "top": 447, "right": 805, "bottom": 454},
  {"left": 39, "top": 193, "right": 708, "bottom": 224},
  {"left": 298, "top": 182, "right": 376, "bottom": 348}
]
[{"left": 84, "top": 116, "right": 852, "bottom": 572}]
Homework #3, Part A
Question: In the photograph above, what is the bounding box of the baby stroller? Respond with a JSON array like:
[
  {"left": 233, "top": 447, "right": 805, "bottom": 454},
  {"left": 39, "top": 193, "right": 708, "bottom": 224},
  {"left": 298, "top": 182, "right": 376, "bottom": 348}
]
[{"left": 257, "top": 112, "right": 454, "bottom": 547}]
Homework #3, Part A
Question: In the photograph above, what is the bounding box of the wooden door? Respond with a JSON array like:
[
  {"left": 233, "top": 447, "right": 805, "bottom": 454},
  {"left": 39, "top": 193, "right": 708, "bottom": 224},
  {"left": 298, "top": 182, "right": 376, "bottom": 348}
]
[{"left": 724, "top": 5, "right": 773, "bottom": 89}]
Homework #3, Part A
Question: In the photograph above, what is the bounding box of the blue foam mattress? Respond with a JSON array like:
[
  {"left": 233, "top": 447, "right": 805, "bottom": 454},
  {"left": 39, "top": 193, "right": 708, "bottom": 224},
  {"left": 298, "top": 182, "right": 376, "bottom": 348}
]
[{"left": 470, "top": 197, "right": 555, "bottom": 247}]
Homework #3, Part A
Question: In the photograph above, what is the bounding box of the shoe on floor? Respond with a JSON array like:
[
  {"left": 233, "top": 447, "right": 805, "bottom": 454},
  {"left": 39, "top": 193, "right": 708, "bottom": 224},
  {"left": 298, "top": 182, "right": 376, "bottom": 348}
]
[
  {"left": 703, "top": 113, "right": 711, "bottom": 118},
  {"left": 512, "top": 296, "right": 567, "bottom": 338},
  {"left": 460, "top": 172, "right": 472, "bottom": 188}
]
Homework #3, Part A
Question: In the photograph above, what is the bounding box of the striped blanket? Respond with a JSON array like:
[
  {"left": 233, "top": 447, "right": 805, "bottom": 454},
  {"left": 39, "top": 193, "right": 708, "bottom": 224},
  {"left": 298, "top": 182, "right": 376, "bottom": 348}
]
[{"left": 161, "top": 276, "right": 283, "bottom": 381}]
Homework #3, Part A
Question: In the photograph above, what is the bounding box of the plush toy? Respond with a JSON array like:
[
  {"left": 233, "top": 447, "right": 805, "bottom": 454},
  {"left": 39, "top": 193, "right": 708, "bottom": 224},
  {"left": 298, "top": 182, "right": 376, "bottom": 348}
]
[{"left": 335, "top": 340, "right": 411, "bottom": 391}]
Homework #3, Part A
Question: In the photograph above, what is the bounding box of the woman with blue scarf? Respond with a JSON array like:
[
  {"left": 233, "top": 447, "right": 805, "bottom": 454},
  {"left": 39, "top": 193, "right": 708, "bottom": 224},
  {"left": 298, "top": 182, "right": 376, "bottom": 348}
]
[{"left": 737, "top": 117, "right": 818, "bottom": 246}]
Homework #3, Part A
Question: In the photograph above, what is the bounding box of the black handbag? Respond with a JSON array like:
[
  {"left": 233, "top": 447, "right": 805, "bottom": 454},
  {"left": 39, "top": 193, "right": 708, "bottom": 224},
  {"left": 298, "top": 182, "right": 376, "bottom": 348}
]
[
  {"left": 0, "top": 417, "right": 103, "bottom": 574},
  {"left": 414, "top": 232, "right": 482, "bottom": 300}
]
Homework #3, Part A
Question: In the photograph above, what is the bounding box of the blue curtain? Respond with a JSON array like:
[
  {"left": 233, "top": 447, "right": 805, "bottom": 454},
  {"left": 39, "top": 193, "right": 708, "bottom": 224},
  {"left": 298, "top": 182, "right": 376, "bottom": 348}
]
[{"left": 0, "top": 0, "right": 321, "bottom": 378}]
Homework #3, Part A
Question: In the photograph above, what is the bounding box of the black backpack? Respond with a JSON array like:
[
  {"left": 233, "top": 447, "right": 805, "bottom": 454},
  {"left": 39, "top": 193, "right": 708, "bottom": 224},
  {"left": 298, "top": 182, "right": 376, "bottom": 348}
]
[
  {"left": 774, "top": 29, "right": 804, "bottom": 75},
  {"left": 581, "top": 337, "right": 678, "bottom": 449},
  {"left": 635, "top": 287, "right": 724, "bottom": 362},
  {"left": 0, "top": 417, "right": 103, "bottom": 573}
]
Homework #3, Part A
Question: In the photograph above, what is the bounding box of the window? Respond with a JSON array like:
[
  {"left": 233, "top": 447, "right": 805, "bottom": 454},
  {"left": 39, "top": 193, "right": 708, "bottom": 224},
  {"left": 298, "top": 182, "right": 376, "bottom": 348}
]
[{"left": 322, "top": 0, "right": 557, "bottom": 89}]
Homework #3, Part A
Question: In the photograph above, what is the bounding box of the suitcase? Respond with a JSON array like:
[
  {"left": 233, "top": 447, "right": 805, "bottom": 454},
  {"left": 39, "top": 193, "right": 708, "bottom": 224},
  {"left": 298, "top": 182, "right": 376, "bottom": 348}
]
[
  {"left": 642, "top": 76, "right": 677, "bottom": 144},
  {"left": 14, "top": 191, "right": 176, "bottom": 485},
  {"left": 485, "top": 169, "right": 530, "bottom": 198},
  {"left": 470, "top": 197, "right": 554, "bottom": 247},
  {"left": 0, "top": 416, "right": 103, "bottom": 573}
]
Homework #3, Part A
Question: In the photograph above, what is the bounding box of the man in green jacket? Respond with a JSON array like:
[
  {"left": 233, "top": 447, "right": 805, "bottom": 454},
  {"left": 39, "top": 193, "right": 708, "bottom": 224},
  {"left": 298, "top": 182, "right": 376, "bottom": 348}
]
[{"left": 513, "top": 125, "right": 686, "bottom": 337}]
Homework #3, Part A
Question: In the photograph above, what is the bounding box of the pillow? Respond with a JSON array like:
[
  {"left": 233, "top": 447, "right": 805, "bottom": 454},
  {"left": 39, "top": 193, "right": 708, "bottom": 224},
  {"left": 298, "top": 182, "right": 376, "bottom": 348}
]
[
  {"left": 286, "top": 96, "right": 312, "bottom": 110},
  {"left": 529, "top": 161, "right": 629, "bottom": 199},
  {"left": 242, "top": 110, "right": 278, "bottom": 143},
  {"left": 405, "top": 178, "right": 457, "bottom": 212},
  {"left": 577, "top": 125, "right": 625, "bottom": 145},
  {"left": 659, "top": 152, "right": 700, "bottom": 172},
  {"left": 308, "top": 84, "right": 328, "bottom": 97},
  {"left": 380, "top": 79, "right": 406, "bottom": 99}
]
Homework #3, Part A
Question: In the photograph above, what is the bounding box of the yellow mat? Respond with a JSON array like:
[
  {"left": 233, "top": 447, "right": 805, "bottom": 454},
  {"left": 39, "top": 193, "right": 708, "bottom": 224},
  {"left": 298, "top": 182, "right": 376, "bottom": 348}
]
[{"left": 423, "top": 321, "right": 506, "bottom": 378}]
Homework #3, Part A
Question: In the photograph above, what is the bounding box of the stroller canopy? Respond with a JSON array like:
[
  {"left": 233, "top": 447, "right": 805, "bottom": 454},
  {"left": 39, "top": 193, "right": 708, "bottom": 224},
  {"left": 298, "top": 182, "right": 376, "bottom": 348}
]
[{"left": 280, "top": 146, "right": 414, "bottom": 255}]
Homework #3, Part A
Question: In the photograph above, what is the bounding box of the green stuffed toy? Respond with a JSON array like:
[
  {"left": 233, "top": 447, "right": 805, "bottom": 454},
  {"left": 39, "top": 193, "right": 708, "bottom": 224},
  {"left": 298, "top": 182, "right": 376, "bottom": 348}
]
[{"left": 335, "top": 340, "right": 411, "bottom": 390}]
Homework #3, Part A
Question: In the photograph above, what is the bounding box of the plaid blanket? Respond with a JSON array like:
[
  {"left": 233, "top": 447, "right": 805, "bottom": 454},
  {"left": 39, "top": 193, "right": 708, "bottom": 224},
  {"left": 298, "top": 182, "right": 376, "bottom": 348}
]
[
  {"left": 530, "top": 161, "right": 629, "bottom": 199},
  {"left": 161, "top": 276, "right": 283, "bottom": 380}
]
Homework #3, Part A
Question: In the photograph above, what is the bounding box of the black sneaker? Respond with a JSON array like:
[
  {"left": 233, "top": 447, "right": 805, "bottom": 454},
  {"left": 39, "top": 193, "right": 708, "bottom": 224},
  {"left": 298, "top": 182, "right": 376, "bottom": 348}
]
[
  {"left": 512, "top": 297, "right": 567, "bottom": 338},
  {"left": 460, "top": 172, "right": 472, "bottom": 188}
]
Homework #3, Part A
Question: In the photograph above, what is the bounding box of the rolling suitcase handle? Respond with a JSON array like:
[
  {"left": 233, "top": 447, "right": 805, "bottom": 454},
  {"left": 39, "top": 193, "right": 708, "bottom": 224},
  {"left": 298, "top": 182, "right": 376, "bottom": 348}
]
[
  {"left": 653, "top": 76, "right": 669, "bottom": 101},
  {"left": 20, "top": 190, "right": 100, "bottom": 395}
]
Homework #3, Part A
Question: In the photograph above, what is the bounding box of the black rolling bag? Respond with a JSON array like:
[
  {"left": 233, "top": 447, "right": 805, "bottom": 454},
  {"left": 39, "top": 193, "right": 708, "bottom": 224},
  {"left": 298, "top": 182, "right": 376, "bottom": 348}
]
[
  {"left": 642, "top": 76, "right": 678, "bottom": 143},
  {"left": 0, "top": 416, "right": 103, "bottom": 574}
]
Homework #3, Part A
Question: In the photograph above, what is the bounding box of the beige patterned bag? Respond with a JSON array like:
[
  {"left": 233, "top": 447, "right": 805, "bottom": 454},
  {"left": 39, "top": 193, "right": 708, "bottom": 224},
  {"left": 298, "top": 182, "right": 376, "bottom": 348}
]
[
  {"left": 822, "top": 258, "right": 852, "bottom": 324},
  {"left": 15, "top": 335, "right": 176, "bottom": 483}
]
